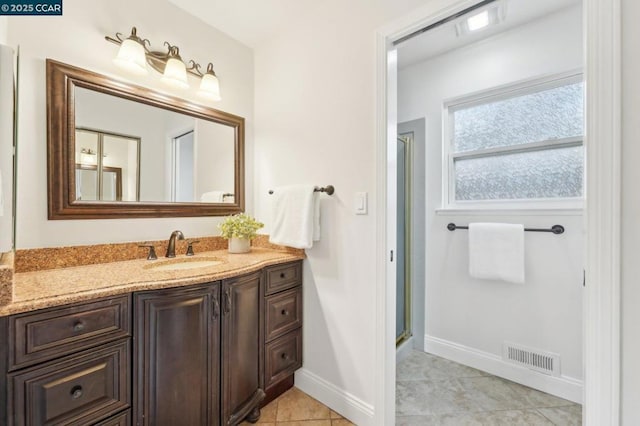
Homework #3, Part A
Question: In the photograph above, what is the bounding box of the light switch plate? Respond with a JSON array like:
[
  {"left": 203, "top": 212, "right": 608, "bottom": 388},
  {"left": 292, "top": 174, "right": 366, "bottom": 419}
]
[{"left": 355, "top": 192, "right": 368, "bottom": 215}]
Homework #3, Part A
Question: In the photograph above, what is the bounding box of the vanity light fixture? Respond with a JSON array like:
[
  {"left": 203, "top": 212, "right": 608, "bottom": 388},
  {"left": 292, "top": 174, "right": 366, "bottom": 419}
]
[{"left": 105, "top": 27, "right": 221, "bottom": 100}]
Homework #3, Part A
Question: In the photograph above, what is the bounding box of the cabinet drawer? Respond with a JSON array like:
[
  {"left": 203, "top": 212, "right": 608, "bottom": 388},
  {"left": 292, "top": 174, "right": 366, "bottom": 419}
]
[
  {"left": 265, "top": 262, "right": 302, "bottom": 295},
  {"left": 9, "top": 295, "right": 131, "bottom": 370},
  {"left": 93, "top": 410, "right": 130, "bottom": 426},
  {"left": 265, "top": 329, "right": 302, "bottom": 388},
  {"left": 9, "top": 339, "right": 131, "bottom": 426},
  {"left": 265, "top": 288, "right": 302, "bottom": 342}
]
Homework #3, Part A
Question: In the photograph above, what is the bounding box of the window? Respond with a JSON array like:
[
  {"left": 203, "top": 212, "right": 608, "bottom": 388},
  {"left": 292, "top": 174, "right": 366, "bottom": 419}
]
[{"left": 444, "top": 73, "right": 584, "bottom": 209}]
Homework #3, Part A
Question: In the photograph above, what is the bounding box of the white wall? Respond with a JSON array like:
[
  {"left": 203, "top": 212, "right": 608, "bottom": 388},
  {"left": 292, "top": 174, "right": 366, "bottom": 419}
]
[
  {"left": 194, "top": 120, "right": 235, "bottom": 199},
  {"left": 0, "top": 17, "right": 7, "bottom": 45},
  {"left": 398, "top": 6, "right": 584, "bottom": 393},
  {"left": 621, "top": 0, "right": 640, "bottom": 423},
  {"left": 253, "top": 0, "right": 437, "bottom": 422},
  {"left": 7, "top": 0, "right": 254, "bottom": 248}
]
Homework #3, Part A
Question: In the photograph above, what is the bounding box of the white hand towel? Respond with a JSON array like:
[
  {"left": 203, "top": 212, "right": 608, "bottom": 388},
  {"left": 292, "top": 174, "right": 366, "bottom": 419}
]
[
  {"left": 469, "top": 223, "right": 525, "bottom": 284},
  {"left": 269, "top": 185, "right": 320, "bottom": 249},
  {"left": 200, "top": 191, "right": 225, "bottom": 203}
]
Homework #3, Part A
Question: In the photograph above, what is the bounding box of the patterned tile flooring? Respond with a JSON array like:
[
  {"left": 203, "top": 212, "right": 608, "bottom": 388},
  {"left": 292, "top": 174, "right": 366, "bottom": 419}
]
[
  {"left": 396, "top": 350, "right": 582, "bottom": 425},
  {"left": 240, "top": 387, "right": 355, "bottom": 426},
  {"left": 242, "top": 350, "right": 581, "bottom": 425}
]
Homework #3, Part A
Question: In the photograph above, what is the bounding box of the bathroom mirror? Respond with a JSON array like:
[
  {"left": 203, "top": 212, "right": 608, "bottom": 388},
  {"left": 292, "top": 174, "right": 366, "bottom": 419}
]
[
  {"left": 46, "top": 59, "right": 244, "bottom": 219},
  {"left": 0, "top": 44, "right": 17, "bottom": 253}
]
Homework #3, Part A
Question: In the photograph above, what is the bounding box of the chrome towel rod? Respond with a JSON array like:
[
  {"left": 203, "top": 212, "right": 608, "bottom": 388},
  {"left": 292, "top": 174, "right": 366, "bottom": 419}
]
[
  {"left": 447, "top": 223, "right": 565, "bottom": 235},
  {"left": 269, "top": 185, "right": 335, "bottom": 196}
]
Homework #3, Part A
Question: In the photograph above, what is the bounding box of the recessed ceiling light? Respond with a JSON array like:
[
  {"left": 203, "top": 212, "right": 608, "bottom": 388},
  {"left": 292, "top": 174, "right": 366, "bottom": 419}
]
[
  {"left": 467, "top": 10, "right": 489, "bottom": 31},
  {"left": 455, "top": 3, "right": 506, "bottom": 37}
]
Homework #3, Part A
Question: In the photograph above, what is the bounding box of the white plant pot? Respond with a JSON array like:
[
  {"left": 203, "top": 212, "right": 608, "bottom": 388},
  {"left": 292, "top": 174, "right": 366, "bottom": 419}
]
[{"left": 228, "top": 237, "right": 251, "bottom": 254}]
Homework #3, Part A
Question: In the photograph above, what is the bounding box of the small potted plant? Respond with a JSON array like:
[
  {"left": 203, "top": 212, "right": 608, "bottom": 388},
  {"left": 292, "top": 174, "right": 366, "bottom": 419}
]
[{"left": 218, "top": 213, "right": 264, "bottom": 253}]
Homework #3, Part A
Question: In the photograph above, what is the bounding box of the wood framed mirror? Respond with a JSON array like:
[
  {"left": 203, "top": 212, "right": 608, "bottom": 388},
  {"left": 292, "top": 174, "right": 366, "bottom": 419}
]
[{"left": 47, "top": 59, "right": 245, "bottom": 219}]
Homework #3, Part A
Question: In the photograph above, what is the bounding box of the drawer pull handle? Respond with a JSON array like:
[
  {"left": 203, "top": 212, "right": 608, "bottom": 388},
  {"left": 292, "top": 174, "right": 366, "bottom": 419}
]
[
  {"left": 280, "top": 272, "right": 286, "bottom": 279},
  {"left": 281, "top": 353, "right": 289, "bottom": 360},
  {"left": 73, "top": 321, "right": 85, "bottom": 332},
  {"left": 70, "top": 385, "right": 83, "bottom": 400},
  {"left": 281, "top": 309, "right": 289, "bottom": 316}
]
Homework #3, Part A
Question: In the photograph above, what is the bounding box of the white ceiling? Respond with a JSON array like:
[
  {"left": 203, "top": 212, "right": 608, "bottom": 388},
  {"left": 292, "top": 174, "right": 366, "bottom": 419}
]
[
  {"left": 168, "top": 0, "right": 323, "bottom": 48},
  {"left": 397, "top": 0, "right": 582, "bottom": 69}
]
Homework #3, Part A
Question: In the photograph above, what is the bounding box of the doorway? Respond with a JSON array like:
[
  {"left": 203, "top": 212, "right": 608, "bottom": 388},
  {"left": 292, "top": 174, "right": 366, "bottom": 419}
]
[
  {"left": 376, "top": 0, "right": 621, "bottom": 424},
  {"left": 171, "top": 130, "right": 195, "bottom": 202}
]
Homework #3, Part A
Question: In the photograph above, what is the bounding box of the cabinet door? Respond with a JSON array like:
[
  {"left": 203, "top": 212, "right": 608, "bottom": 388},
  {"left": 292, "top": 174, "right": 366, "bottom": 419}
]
[
  {"left": 134, "top": 283, "right": 220, "bottom": 426},
  {"left": 222, "top": 272, "right": 265, "bottom": 425}
]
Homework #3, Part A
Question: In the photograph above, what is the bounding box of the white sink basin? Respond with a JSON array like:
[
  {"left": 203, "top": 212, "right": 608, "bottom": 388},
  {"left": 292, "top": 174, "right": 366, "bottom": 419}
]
[{"left": 145, "top": 257, "right": 224, "bottom": 272}]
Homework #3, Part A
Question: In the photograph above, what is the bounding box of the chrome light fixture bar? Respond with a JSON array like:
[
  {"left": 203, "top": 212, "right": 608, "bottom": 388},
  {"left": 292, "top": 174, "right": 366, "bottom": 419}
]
[{"left": 105, "top": 27, "right": 221, "bottom": 101}]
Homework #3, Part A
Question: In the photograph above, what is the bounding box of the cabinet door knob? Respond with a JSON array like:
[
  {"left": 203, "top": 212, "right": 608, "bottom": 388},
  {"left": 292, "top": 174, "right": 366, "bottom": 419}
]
[
  {"left": 281, "top": 353, "right": 289, "bottom": 360},
  {"left": 281, "top": 309, "right": 289, "bottom": 316},
  {"left": 280, "top": 272, "right": 286, "bottom": 279},
  {"left": 73, "top": 321, "right": 85, "bottom": 332},
  {"left": 70, "top": 385, "right": 83, "bottom": 399}
]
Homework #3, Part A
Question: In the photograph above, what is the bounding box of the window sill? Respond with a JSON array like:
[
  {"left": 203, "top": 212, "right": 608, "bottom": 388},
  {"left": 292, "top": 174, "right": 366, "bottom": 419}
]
[{"left": 435, "top": 207, "right": 584, "bottom": 216}]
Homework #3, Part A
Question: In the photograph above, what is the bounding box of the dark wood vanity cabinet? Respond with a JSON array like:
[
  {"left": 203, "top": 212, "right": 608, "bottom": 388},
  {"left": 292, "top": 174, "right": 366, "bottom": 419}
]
[
  {"left": 1, "top": 296, "right": 132, "bottom": 426},
  {"left": 0, "top": 260, "right": 303, "bottom": 426},
  {"left": 221, "top": 273, "right": 265, "bottom": 425},
  {"left": 134, "top": 273, "right": 264, "bottom": 426},
  {"left": 134, "top": 283, "right": 221, "bottom": 426},
  {"left": 262, "top": 261, "right": 303, "bottom": 405}
]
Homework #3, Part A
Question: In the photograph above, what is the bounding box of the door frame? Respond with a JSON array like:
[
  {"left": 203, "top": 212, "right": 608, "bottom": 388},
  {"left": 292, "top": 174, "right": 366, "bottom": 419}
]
[{"left": 374, "top": 0, "right": 621, "bottom": 424}]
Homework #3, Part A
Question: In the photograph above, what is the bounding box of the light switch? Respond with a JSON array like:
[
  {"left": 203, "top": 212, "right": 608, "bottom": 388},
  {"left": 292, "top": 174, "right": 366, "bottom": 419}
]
[{"left": 355, "top": 192, "right": 368, "bottom": 215}]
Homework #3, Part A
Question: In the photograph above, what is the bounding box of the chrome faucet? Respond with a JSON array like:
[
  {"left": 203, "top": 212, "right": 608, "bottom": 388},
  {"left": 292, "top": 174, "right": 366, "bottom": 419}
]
[{"left": 165, "top": 230, "right": 185, "bottom": 258}]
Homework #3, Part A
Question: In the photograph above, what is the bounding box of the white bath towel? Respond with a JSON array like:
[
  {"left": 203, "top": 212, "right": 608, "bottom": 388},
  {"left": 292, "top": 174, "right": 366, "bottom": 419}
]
[
  {"left": 269, "top": 185, "right": 320, "bottom": 249},
  {"left": 469, "top": 223, "right": 525, "bottom": 284},
  {"left": 200, "top": 191, "right": 225, "bottom": 203}
]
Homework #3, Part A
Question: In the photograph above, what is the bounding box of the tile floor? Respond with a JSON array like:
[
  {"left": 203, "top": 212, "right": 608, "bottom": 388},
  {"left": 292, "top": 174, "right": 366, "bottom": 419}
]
[
  {"left": 242, "top": 350, "right": 581, "bottom": 425},
  {"left": 396, "top": 350, "right": 582, "bottom": 425},
  {"left": 241, "top": 387, "right": 355, "bottom": 426}
]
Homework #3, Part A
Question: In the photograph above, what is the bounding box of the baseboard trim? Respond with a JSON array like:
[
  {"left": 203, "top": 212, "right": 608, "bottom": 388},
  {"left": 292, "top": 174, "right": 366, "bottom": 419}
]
[
  {"left": 424, "top": 334, "right": 583, "bottom": 404},
  {"left": 294, "top": 368, "right": 375, "bottom": 425}
]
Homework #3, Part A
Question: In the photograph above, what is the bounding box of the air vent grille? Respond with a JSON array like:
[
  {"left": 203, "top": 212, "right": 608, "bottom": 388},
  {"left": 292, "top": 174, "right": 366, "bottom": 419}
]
[{"left": 502, "top": 342, "right": 560, "bottom": 376}]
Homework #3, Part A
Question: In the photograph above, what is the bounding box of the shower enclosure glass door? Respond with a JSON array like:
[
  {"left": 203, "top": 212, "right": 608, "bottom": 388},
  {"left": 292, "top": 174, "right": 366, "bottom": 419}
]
[{"left": 396, "top": 134, "right": 412, "bottom": 345}]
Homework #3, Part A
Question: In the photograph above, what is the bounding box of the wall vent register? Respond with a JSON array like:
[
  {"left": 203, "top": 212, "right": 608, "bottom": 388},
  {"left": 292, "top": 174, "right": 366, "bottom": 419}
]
[{"left": 503, "top": 341, "right": 560, "bottom": 377}]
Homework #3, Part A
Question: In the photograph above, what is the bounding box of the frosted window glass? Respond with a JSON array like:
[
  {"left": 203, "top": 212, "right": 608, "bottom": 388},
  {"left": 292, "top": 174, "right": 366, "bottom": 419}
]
[
  {"left": 454, "top": 146, "right": 584, "bottom": 201},
  {"left": 453, "top": 82, "right": 584, "bottom": 152}
]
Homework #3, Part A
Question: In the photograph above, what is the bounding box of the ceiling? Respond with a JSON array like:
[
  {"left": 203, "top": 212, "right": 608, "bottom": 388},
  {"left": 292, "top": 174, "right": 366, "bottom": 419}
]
[
  {"left": 397, "top": 0, "right": 582, "bottom": 69},
  {"left": 167, "top": 0, "right": 322, "bottom": 48}
]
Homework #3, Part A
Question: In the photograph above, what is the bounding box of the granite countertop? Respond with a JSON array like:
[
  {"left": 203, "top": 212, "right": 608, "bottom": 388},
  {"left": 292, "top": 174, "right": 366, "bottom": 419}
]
[{"left": 0, "top": 248, "right": 304, "bottom": 316}]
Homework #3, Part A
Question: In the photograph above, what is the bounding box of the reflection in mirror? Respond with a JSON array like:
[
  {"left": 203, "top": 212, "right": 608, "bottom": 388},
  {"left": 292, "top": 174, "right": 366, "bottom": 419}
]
[
  {"left": 47, "top": 59, "right": 244, "bottom": 219},
  {"left": 74, "top": 87, "right": 235, "bottom": 204},
  {"left": 75, "top": 128, "right": 139, "bottom": 201},
  {"left": 0, "top": 44, "right": 16, "bottom": 253}
]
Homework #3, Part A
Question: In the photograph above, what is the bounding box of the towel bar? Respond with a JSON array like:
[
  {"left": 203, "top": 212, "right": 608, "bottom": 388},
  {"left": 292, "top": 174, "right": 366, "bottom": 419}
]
[
  {"left": 447, "top": 223, "right": 565, "bottom": 235},
  {"left": 268, "top": 185, "right": 335, "bottom": 196}
]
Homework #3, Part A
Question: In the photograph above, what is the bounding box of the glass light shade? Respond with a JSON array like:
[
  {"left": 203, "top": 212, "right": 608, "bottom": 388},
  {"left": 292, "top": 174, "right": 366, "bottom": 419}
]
[
  {"left": 197, "top": 73, "right": 221, "bottom": 101},
  {"left": 113, "top": 39, "right": 148, "bottom": 75},
  {"left": 80, "top": 152, "right": 97, "bottom": 165},
  {"left": 161, "top": 57, "right": 189, "bottom": 89}
]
